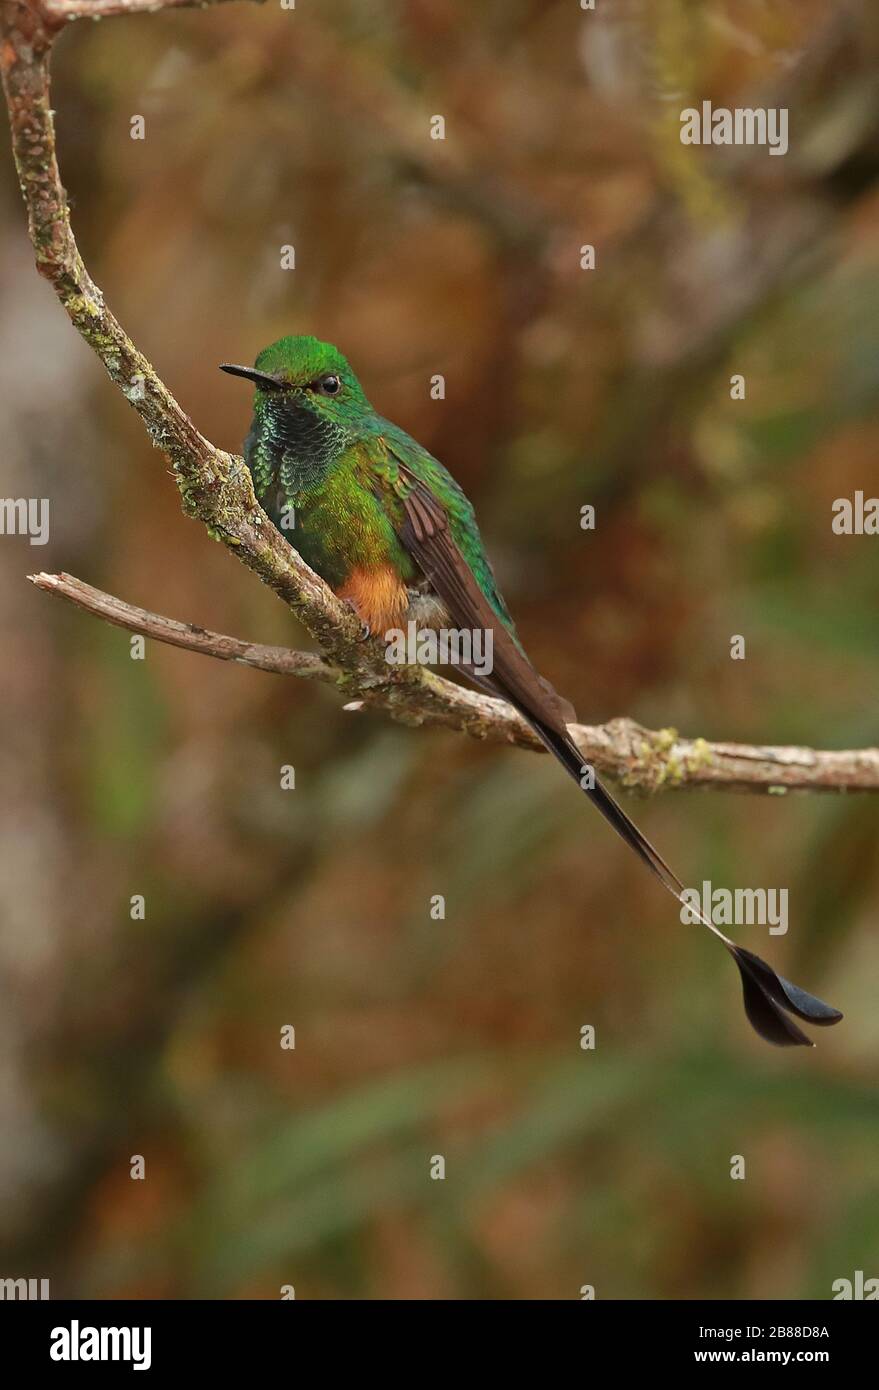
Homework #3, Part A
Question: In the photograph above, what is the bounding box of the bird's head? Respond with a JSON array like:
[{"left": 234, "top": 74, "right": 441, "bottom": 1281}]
[{"left": 220, "top": 335, "right": 369, "bottom": 421}]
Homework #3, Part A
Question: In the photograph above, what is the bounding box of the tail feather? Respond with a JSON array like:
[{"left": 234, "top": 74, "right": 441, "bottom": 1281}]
[{"left": 523, "top": 713, "right": 843, "bottom": 1048}]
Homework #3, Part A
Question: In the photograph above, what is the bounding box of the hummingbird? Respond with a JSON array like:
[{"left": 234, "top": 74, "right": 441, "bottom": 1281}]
[{"left": 222, "top": 335, "right": 842, "bottom": 1047}]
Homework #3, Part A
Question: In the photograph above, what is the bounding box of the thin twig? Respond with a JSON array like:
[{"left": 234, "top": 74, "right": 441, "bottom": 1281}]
[{"left": 29, "top": 571, "right": 336, "bottom": 680}]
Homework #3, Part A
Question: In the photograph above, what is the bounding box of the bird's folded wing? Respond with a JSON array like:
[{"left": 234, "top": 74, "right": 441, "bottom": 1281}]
[{"left": 390, "top": 463, "right": 574, "bottom": 732}]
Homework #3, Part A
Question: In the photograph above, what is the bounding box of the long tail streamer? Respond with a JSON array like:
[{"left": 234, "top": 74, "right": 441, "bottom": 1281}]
[{"left": 525, "top": 716, "right": 843, "bottom": 1047}]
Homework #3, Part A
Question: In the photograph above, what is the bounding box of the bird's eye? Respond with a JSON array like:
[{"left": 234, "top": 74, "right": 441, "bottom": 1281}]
[{"left": 313, "top": 374, "right": 341, "bottom": 396}]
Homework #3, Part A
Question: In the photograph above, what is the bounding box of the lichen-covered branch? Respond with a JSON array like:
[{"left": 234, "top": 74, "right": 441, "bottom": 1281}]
[
  {"left": 29, "top": 573, "right": 879, "bottom": 794},
  {"left": 4, "top": 1, "right": 878, "bottom": 797}
]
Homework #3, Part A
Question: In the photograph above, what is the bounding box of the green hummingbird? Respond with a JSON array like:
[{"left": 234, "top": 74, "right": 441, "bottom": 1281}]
[{"left": 222, "top": 335, "right": 842, "bottom": 1047}]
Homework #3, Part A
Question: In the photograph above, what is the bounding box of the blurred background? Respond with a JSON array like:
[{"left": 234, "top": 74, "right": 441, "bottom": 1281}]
[{"left": 1, "top": 0, "right": 878, "bottom": 1299}]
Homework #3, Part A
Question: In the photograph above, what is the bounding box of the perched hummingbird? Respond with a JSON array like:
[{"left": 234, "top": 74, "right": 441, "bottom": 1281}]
[{"left": 222, "top": 336, "right": 842, "bottom": 1047}]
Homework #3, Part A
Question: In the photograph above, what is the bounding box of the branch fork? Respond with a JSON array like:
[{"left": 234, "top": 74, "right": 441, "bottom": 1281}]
[{"left": 3, "top": 0, "right": 877, "bottom": 794}]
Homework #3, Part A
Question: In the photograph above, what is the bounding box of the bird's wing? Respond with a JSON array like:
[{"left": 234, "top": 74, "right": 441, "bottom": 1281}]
[
  {"left": 376, "top": 422, "right": 518, "bottom": 631},
  {"left": 378, "top": 444, "right": 575, "bottom": 731}
]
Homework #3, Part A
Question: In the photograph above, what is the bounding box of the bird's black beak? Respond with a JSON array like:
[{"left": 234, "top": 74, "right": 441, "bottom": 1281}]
[{"left": 219, "top": 363, "right": 284, "bottom": 391}]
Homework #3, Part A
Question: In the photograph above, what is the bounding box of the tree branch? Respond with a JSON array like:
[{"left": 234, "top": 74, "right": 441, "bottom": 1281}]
[
  {"left": 30, "top": 571, "right": 337, "bottom": 680},
  {"left": 4, "top": 1, "right": 878, "bottom": 797},
  {"left": 29, "top": 572, "right": 879, "bottom": 794},
  {"left": 39, "top": 0, "right": 257, "bottom": 27}
]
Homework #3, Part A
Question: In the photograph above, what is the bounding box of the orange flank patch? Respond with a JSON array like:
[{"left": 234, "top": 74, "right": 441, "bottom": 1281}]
[{"left": 337, "top": 564, "right": 409, "bottom": 636}]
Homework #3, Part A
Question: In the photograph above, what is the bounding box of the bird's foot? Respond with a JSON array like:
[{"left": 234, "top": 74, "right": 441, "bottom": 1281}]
[{"left": 341, "top": 596, "right": 372, "bottom": 642}]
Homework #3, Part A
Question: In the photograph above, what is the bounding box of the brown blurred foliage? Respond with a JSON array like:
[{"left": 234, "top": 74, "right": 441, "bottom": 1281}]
[{"left": 1, "top": 0, "right": 878, "bottom": 1298}]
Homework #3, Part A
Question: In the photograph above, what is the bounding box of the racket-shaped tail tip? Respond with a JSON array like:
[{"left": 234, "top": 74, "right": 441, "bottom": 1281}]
[{"left": 729, "top": 944, "right": 843, "bottom": 1047}]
